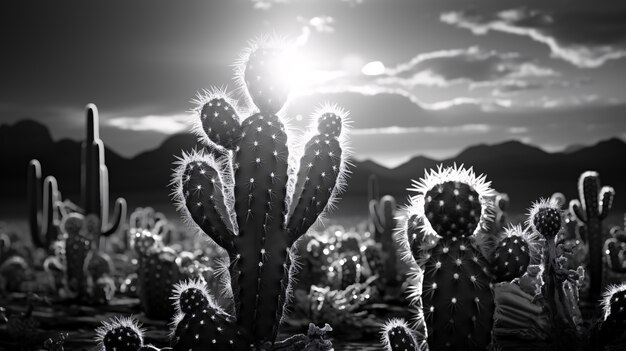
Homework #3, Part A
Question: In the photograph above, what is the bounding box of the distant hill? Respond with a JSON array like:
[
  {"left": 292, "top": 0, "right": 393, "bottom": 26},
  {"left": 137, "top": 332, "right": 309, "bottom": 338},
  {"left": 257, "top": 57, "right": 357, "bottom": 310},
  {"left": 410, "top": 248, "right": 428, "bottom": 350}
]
[{"left": 1, "top": 120, "right": 625, "bottom": 216}]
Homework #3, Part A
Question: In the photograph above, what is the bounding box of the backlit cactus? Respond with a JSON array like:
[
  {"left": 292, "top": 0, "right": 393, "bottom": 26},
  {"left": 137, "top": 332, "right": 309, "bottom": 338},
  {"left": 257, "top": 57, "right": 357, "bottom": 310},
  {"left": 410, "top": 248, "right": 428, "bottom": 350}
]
[
  {"left": 597, "top": 283, "right": 626, "bottom": 347},
  {"left": 398, "top": 165, "right": 496, "bottom": 350},
  {"left": 82, "top": 104, "right": 128, "bottom": 237},
  {"left": 368, "top": 174, "right": 399, "bottom": 288},
  {"left": 528, "top": 198, "right": 583, "bottom": 348},
  {"left": 493, "top": 225, "right": 536, "bottom": 283},
  {"left": 172, "top": 38, "right": 350, "bottom": 349},
  {"left": 381, "top": 319, "right": 422, "bottom": 351},
  {"left": 569, "top": 171, "right": 615, "bottom": 301},
  {"left": 95, "top": 316, "right": 160, "bottom": 351},
  {"left": 27, "top": 159, "right": 61, "bottom": 249}
]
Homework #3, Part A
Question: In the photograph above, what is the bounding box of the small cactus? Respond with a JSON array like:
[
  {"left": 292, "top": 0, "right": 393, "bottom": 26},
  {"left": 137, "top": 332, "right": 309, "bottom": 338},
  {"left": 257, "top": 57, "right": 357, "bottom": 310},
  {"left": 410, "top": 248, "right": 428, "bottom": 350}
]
[
  {"left": 62, "top": 213, "right": 97, "bottom": 295},
  {"left": 569, "top": 171, "right": 615, "bottom": 302},
  {"left": 132, "top": 230, "right": 188, "bottom": 320},
  {"left": 492, "top": 224, "right": 537, "bottom": 282},
  {"left": 605, "top": 218, "right": 626, "bottom": 273},
  {"left": 381, "top": 319, "right": 422, "bottom": 351},
  {"left": 598, "top": 283, "right": 626, "bottom": 346},
  {"left": 95, "top": 316, "right": 160, "bottom": 351},
  {"left": 170, "top": 279, "right": 253, "bottom": 350}
]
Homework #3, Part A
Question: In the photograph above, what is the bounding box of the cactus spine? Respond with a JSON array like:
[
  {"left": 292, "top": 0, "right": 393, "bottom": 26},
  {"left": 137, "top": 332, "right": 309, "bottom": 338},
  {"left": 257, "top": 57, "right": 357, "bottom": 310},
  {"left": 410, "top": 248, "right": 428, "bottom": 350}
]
[
  {"left": 27, "top": 159, "right": 61, "bottom": 249},
  {"left": 172, "top": 38, "right": 349, "bottom": 349},
  {"left": 368, "top": 174, "right": 399, "bottom": 287},
  {"left": 596, "top": 283, "right": 626, "bottom": 347},
  {"left": 82, "top": 104, "right": 127, "bottom": 237},
  {"left": 399, "top": 165, "right": 496, "bottom": 350},
  {"left": 569, "top": 171, "right": 615, "bottom": 301}
]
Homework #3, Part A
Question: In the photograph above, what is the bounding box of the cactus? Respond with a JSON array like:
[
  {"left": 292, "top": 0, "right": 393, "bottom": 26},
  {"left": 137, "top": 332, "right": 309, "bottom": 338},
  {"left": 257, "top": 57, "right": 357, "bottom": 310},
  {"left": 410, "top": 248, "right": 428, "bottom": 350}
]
[
  {"left": 605, "top": 216, "right": 626, "bottom": 273},
  {"left": 569, "top": 171, "right": 615, "bottom": 301},
  {"left": 368, "top": 175, "right": 399, "bottom": 287},
  {"left": 171, "top": 38, "right": 350, "bottom": 349},
  {"left": 95, "top": 316, "right": 160, "bottom": 351},
  {"left": 597, "top": 283, "right": 626, "bottom": 347},
  {"left": 528, "top": 198, "right": 583, "bottom": 348},
  {"left": 82, "top": 104, "right": 128, "bottom": 237},
  {"left": 27, "top": 159, "right": 61, "bottom": 249},
  {"left": 381, "top": 319, "right": 422, "bottom": 351},
  {"left": 331, "top": 253, "right": 362, "bottom": 290},
  {"left": 62, "top": 213, "right": 97, "bottom": 295},
  {"left": 492, "top": 224, "right": 537, "bottom": 283},
  {"left": 398, "top": 165, "right": 496, "bottom": 350}
]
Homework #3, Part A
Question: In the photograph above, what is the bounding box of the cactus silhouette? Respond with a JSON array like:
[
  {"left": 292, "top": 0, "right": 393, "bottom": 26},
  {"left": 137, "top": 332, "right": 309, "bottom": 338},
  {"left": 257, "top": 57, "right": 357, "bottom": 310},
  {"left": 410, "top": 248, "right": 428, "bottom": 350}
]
[
  {"left": 569, "top": 171, "right": 614, "bottom": 301},
  {"left": 368, "top": 174, "right": 399, "bottom": 288},
  {"left": 27, "top": 160, "right": 61, "bottom": 249},
  {"left": 381, "top": 319, "right": 422, "bottom": 351},
  {"left": 172, "top": 38, "right": 350, "bottom": 349},
  {"left": 82, "top": 104, "right": 127, "bottom": 237},
  {"left": 398, "top": 165, "right": 496, "bottom": 350},
  {"left": 95, "top": 316, "right": 160, "bottom": 351}
]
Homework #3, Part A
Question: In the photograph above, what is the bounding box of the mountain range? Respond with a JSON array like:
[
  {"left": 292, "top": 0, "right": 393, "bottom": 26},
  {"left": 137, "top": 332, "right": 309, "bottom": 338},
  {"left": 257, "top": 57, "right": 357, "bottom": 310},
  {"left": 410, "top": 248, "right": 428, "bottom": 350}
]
[{"left": 1, "top": 120, "right": 624, "bottom": 217}]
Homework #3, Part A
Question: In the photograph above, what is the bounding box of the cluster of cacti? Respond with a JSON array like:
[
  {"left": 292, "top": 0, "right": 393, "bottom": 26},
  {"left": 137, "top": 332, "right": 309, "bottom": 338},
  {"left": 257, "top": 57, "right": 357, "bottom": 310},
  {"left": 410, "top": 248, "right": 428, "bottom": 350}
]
[
  {"left": 56, "top": 212, "right": 116, "bottom": 303},
  {"left": 169, "top": 37, "right": 350, "bottom": 349},
  {"left": 569, "top": 171, "right": 615, "bottom": 302},
  {"left": 368, "top": 175, "right": 400, "bottom": 289}
]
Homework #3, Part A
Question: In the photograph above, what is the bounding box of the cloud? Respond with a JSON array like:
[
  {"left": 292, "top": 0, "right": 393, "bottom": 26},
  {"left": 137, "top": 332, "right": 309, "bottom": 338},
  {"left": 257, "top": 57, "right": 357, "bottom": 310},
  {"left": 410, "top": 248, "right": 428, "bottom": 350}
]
[
  {"left": 441, "top": 8, "right": 626, "bottom": 68},
  {"left": 379, "top": 46, "right": 559, "bottom": 88},
  {"left": 352, "top": 124, "right": 491, "bottom": 135},
  {"left": 107, "top": 114, "right": 190, "bottom": 134},
  {"left": 251, "top": 0, "right": 367, "bottom": 10}
]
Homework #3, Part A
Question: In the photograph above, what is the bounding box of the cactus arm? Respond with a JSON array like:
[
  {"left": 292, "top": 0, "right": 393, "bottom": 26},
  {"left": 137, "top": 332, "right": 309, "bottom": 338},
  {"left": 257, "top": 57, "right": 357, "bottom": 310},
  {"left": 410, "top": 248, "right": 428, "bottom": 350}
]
[
  {"left": 193, "top": 92, "right": 242, "bottom": 151},
  {"left": 287, "top": 136, "right": 343, "bottom": 245},
  {"left": 27, "top": 159, "right": 44, "bottom": 248},
  {"left": 569, "top": 199, "right": 587, "bottom": 223},
  {"left": 368, "top": 174, "right": 379, "bottom": 202},
  {"left": 287, "top": 110, "right": 347, "bottom": 246},
  {"left": 180, "top": 158, "right": 235, "bottom": 254},
  {"left": 369, "top": 200, "right": 385, "bottom": 234},
  {"left": 599, "top": 186, "right": 615, "bottom": 220},
  {"left": 232, "top": 113, "right": 290, "bottom": 341},
  {"left": 101, "top": 198, "right": 127, "bottom": 237},
  {"left": 42, "top": 176, "right": 60, "bottom": 246}
]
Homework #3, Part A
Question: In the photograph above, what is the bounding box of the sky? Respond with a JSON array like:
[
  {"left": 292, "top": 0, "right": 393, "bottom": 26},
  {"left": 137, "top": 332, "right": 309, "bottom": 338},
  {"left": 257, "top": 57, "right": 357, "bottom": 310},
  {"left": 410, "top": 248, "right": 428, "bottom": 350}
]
[{"left": 1, "top": 0, "right": 626, "bottom": 167}]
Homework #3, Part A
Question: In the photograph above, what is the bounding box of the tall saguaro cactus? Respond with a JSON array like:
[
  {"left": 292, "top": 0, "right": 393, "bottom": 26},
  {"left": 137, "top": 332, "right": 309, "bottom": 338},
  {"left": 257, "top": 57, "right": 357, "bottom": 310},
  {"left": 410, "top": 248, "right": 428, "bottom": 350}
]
[
  {"left": 82, "top": 104, "right": 127, "bottom": 237},
  {"left": 27, "top": 159, "right": 61, "bottom": 249},
  {"left": 569, "top": 171, "right": 615, "bottom": 301},
  {"left": 171, "top": 38, "right": 350, "bottom": 350}
]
